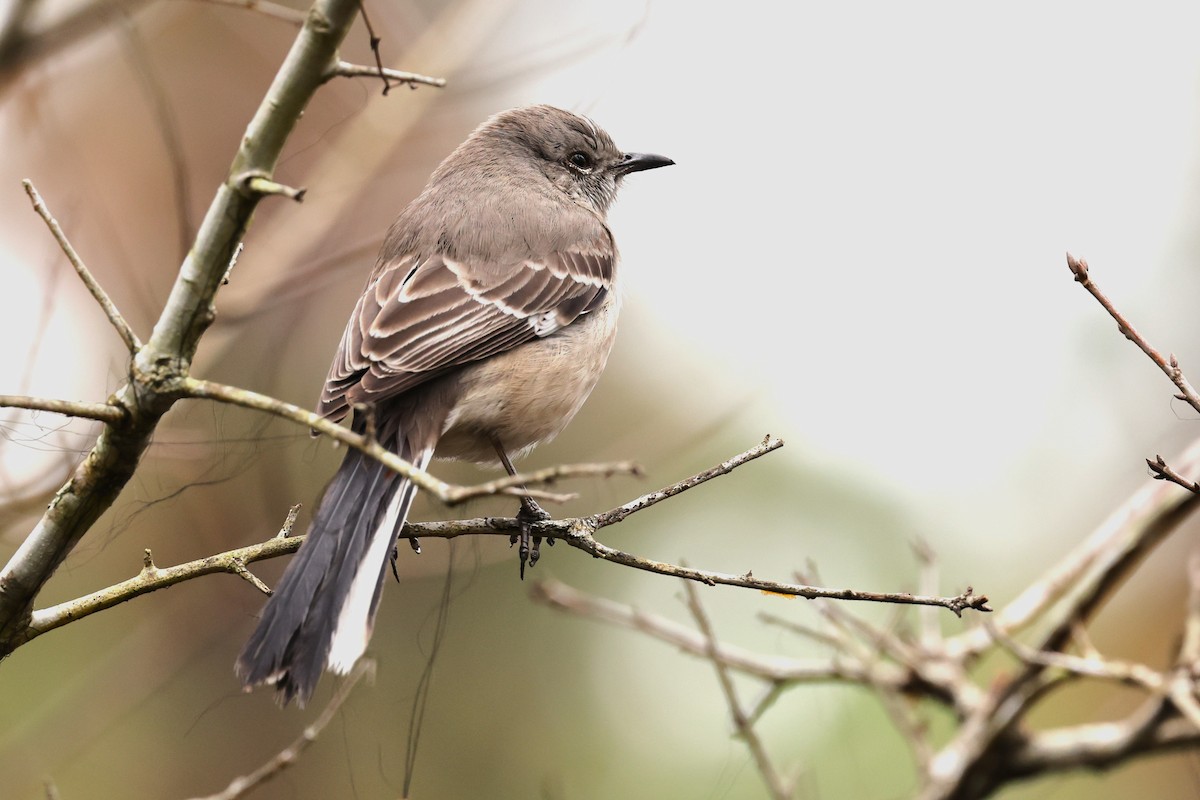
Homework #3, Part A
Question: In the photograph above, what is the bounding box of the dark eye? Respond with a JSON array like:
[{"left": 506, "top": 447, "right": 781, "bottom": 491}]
[{"left": 568, "top": 152, "right": 592, "bottom": 170}]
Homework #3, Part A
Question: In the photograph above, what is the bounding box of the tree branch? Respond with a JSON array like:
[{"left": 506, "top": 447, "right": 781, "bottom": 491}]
[
  {"left": 23, "top": 179, "right": 141, "bottom": 352},
  {"left": 186, "top": 658, "right": 375, "bottom": 800},
  {"left": 322, "top": 60, "right": 446, "bottom": 88},
  {"left": 682, "top": 576, "right": 796, "bottom": 799},
  {"left": 1066, "top": 252, "right": 1200, "bottom": 415},
  {"left": 0, "top": 394, "right": 125, "bottom": 424},
  {"left": 180, "top": 376, "right": 639, "bottom": 502},
  {"left": 0, "top": 0, "right": 364, "bottom": 652}
]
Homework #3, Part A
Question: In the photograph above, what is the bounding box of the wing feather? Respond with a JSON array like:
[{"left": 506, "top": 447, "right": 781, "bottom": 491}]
[{"left": 317, "top": 239, "right": 615, "bottom": 421}]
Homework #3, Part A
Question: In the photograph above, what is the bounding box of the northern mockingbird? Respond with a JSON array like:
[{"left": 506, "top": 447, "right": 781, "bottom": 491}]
[{"left": 236, "top": 104, "right": 672, "bottom": 705}]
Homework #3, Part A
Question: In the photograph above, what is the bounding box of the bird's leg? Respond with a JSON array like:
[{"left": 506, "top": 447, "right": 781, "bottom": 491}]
[
  {"left": 491, "top": 438, "right": 552, "bottom": 579},
  {"left": 389, "top": 537, "right": 422, "bottom": 583}
]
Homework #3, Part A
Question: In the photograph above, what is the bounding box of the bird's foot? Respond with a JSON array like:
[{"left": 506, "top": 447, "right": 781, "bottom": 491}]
[
  {"left": 389, "top": 537, "right": 422, "bottom": 582},
  {"left": 511, "top": 498, "right": 553, "bottom": 579}
]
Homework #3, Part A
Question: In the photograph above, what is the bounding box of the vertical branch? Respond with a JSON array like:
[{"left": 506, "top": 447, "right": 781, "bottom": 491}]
[
  {"left": 682, "top": 578, "right": 795, "bottom": 800},
  {"left": 0, "top": 0, "right": 363, "bottom": 647}
]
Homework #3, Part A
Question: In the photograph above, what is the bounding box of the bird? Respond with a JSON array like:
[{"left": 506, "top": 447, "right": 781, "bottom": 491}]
[{"left": 235, "top": 104, "right": 673, "bottom": 706}]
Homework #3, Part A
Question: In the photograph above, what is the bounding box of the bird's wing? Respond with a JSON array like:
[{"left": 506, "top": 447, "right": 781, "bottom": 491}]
[{"left": 318, "top": 238, "right": 614, "bottom": 421}]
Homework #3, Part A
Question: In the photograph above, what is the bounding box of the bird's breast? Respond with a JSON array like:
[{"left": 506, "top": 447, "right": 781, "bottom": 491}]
[{"left": 435, "top": 293, "right": 620, "bottom": 464}]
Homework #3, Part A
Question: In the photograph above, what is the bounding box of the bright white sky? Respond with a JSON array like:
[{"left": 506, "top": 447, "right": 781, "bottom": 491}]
[{"left": 501, "top": 0, "right": 1200, "bottom": 554}]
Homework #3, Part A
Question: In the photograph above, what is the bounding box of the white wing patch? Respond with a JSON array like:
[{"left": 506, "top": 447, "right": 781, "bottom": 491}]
[{"left": 528, "top": 310, "right": 561, "bottom": 337}]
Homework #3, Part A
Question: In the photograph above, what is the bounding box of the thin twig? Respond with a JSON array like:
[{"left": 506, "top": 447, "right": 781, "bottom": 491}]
[
  {"left": 593, "top": 434, "right": 782, "bottom": 527},
  {"left": 682, "top": 576, "right": 794, "bottom": 799},
  {"left": 181, "top": 376, "right": 636, "bottom": 502},
  {"left": 187, "top": 659, "right": 375, "bottom": 800},
  {"left": 532, "top": 579, "right": 914, "bottom": 689},
  {"left": 0, "top": 394, "right": 124, "bottom": 424},
  {"left": 22, "top": 180, "right": 141, "bottom": 352},
  {"left": 193, "top": 0, "right": 308, "bottom": 24},
  {"left": 20, "top": 514, "right": 303, "bottom": 643},
  {"left": 1066, "top": 252, "right": 1200, "bottom": 414},
  {"left": 1146, "top": 455, "right": 1200, "bottom": 494},
  {"left": 10, "top": 435, "right": 982, "bottom": 650},
  {"left": 323, "top": 60, "right": 446, "bottom": 88}
]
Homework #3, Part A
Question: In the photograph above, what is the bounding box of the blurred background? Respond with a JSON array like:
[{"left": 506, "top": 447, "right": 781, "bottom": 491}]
[{"left": 3, "top": 0, "right": 1200, "bottom": 797}]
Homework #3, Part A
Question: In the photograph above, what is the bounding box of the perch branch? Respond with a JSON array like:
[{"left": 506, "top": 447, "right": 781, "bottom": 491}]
[
  {"left": 181, "top": 376, "right": 638, "bottom": 502},
  {"left": 187, "top": 659, "right": 375, "bottom": 800},
  {"left": 10, "top": 437, "right": 985, "bottom": 647}
]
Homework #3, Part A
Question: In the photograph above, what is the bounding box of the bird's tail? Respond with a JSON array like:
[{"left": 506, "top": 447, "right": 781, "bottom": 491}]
[{"left": 236, "top": 421, "right": 431, "bottom": 707}]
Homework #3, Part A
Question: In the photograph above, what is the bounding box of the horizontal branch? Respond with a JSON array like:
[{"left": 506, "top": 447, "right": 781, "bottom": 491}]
[
  {"left": 323, "top": 60, "right": 446, "bottom": 88},
  {"left": 181, "top": 377, "right": 640, "bottom": 503},
  {"left": 0, "top": 394, "right": 125, "bottom": 424},
  {"left": 1008, "top": 704, "right": 1200, "bottom": 778},
  {"left": 11, "top": 436, "right": 983, "bottom": 649},
  {"left": 194, "top": 0, "right": 308, "bottom": 25},
  {"left": 531, "top": 578, "right": 913, "bottom": 688},
  {"left": 21, "top": 534, "right": 302, "bottom": 644}
]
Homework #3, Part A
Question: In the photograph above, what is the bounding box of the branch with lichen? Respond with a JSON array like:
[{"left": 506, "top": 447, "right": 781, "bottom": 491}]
[{"left": 0, "top": 0, "right": 445, "bottom": 652}]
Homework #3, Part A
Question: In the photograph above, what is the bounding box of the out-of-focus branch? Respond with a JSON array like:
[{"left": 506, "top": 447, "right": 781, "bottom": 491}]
[
  {"left": 947, "top": 432, "right": 1200, "bottom": 660},
  {"left": 0, "top": 0, "right": 152, "bottom": 87},
  {"left": 186, "top": 658, "right": 375, "bottom": 800},
  {"left": 23, "top": 179, "right": 141, "bottom": 352},
  {"left": 532, "top": 579, "right": 913, "bottom": 688},
  {"left": 682, "top": 577, "right": 797, "bottom": 800},
  {"left": 0, "top": 0, "right": 366, "bottom": 652},
  {"left": 193, "top": 0, "right": 308, "bottom": 25}
]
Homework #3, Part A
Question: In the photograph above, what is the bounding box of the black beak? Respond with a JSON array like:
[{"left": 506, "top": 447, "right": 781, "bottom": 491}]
[{"left": 615, "top": 152, "right": 675, "bottom": 175}]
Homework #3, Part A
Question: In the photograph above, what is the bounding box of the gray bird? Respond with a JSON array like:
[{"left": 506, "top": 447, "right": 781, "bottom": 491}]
[{"left": 236, "top": 104, "right": 673, "bottom": 705}]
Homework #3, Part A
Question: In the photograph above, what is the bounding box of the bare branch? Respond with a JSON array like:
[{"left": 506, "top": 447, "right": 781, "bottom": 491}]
[
  {"left": 531, "top": 579, "right": 911, "bottom": 688},
  {"left": 682, "top": 576, "right": 795, "bottom": 799},
  {"left": 1146, "top": 454, "right": 1200, "bottom": 494},
  {"left": 0, "top": 394, "right": 124, "bottom": 424},
  {"left": 22, "top": 179, "right": 141, "bottom": 352},
  {"left": 1066, "top": 252, "right": 1200, "bottom": 415},
  {"left": 947, "top": 432, "right": 1200, "bottom": 658},
  {"left": 0, "top": 0, "right": 365, "bottom": 651},
  {"left": 323, "top": 60, "right": 447, "bottom": 88},
  {"left": 192, "top": 0, "right": 308, "bottom": 25},
  {"left": 19, "top": 512, "right": 304, "bottom": 644},
  {"left": 186, "top": 658, "right": 375, "bottom": 800},
  {"left": 236, "top": 172, "right": 307, "bottom": 202},
  {"left": 1007, "top": 703, "right": 1199, "bottom": 778},
  {"left": 593, "top": 434, "right": 783, "bottom": 527},
  {"left": 180, "top": 376, "right": 638, "bottom": 503}
]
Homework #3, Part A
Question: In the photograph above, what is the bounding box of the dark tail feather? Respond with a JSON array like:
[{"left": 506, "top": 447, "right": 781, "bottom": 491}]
[{"left": 236, "top": 433, "right": 424, "bottom": 707}]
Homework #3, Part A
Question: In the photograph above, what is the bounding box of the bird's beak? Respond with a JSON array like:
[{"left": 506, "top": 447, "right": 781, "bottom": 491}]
[{"left": 615, "top": 152, "right": 675, "bottom": 175}]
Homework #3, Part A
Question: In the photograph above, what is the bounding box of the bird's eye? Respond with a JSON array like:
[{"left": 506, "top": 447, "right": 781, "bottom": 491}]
[{"left": 567, "top": 152, "right": 592, "bottom": 170}]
